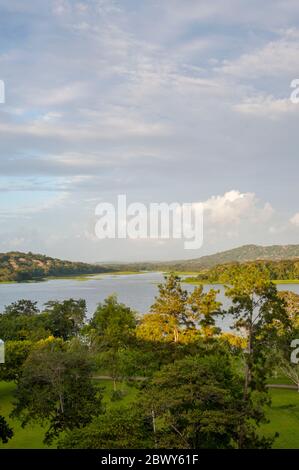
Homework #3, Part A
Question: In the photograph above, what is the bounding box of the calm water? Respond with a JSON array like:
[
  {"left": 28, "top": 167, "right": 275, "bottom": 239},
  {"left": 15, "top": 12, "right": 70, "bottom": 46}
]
[{"left": 0, "top": 272, "right": 298, "bottom": 331}]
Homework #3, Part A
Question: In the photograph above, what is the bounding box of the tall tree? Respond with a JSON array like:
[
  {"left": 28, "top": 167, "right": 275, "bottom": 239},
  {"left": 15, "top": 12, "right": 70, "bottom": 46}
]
[
  {"left": 90, "top": 295, "right": 136, "bottom": 348},
  {"left": 42, "top": 299, "right": 86, "bottom": 340},
  {"left": 141, "top": 352, "right": 274, "bottom": 449},
  {"left": 3, "top": 300, "right": 39, "bottom": 317},
  {"left": 11, "top": 343, "right": 102, "bottom": 444},
  {"left": 223, "top": 265, "right": 290, "bottom": 398},
  {"left": 150, "top": 274, "right": 190, "bottom": 343},
  {"left": 89, "top": 295, "right": 137, "bottom": 390},
  {"left": 149, "top": 274, "right": 220, "bottom": 342},
  {"left": 58, "top": 407, "right": 153, "bottom": 449}
]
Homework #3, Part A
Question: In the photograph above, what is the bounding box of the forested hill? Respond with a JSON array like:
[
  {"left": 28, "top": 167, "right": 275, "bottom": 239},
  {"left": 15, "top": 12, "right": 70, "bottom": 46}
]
[
  {"left": 174, "top": 244, "right": 299, "bottom": 270},
  {"left": 111, "top": 244, "right": 299, "bottom": 272},
  {"left": 0, "top": 252, "right": 113, "bottom": 282},
  {"left": 2, "top": 244, "right": 299, "bottom": 281}
]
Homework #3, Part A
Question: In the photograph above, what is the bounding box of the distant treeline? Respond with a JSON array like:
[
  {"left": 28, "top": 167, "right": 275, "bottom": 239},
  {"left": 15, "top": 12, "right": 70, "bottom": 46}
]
[
  {"left": 189, "top": 259, "right": 299, "bottom": 283},
  {"left": 0, "top": 252, "right": 114, "bottom": 282}
]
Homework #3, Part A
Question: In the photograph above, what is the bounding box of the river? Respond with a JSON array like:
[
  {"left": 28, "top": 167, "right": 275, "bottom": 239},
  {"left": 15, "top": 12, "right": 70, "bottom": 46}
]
[{"left": 0, "top": 272, "right": 298, "bottom": 331}]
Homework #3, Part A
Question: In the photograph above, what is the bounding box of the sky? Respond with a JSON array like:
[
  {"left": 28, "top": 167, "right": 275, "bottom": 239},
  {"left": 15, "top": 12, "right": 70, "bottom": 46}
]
[{"left": 0, "top": 0, "right": 299, "bottom": 262}]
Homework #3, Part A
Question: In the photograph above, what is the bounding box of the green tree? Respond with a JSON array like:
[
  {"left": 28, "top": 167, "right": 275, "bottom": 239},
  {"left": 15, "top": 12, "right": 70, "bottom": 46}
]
[
  {"left": 0, "top": 415, "right": 13, "bottom": 444},
  {"left": 278, "top": 290, "right": 299, "bottom": 329},
  {"left": 150, "top": 274, "right": 190, "bottom": 343},
  {"left": 11, "top": 343, "right": 102, "bottom": 444},
  {"left": 188, "top": 285, "right": 221, "bottom": 336},
  {"left": 141, "top": 352, "right": 274, "bottom": 449},
  {"left": 90, "top": 295, "right": 137, "bottom": 390},
  {"left": 0, "top": 300, "right": 48, "bottom": 341},
  {"left": 223, "top": 265, "right": 290, "bottom": 398},
  {"left": 149, "top": 274, "right": 221, "bottom": 342},
  {"left": 42, "top": 298, "right": 86, "bottom": 340},
  {"left": 90, "top": 295, "right": 136, "bottom": 348},
  {"left": 4, "top": 300, "right": 39, "bottom": 316},
  {"left": 0, "top": 340, "right": 33, "bottom": 381},
  {"left": 58, "top": 407, "right": 153, "bottom": 449}
]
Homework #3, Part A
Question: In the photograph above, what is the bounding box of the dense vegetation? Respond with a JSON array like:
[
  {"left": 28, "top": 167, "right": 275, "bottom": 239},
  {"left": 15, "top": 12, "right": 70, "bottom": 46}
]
[
  {"left": 0, "top": 266, "right": 298, "bottom": 448},
  {"left": 185, "top": 259, "right": 299, "bottom": 283},
  {"left": 2, "top": 244, "right": 299, "bottom": 283},
  {"left": 0, "top": 252, "right": 114, "bottom": 282},
  {"left": 106, "top": 244, "right": 299, "bottom": 272}
]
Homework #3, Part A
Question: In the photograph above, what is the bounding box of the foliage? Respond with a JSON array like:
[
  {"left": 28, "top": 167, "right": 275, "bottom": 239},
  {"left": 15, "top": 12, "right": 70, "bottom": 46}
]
[
  {"left": 191, "top": 259, "right": 299, "bottom": 283},
  {"left": 0, "top": 251, "right": 114, "bottom": 282},
  {"left": 42, "top": 299, "right": 87, "bottom": 340},
  {"left": 0, "top": 414, "right": 13, "bottom": 444},
  {"left": 0, "top": 340, "right": 33, "bottom": 381},
  {"left": 11, "top": 344, "right": 102, "bottom": 444},
  {"left": 223, "top": 265, "right": 290, "bottom": 397},
  {"left": 58, "top": 407, "right": 153, "bottom": 449},
  {"left": 147, "top": 274, "right": 221, "bottom": 343},
  {"left": 140, "top": 352, "right": 274, "bottom": 449},
  {"left": 0, "top": 272, "right": 296, "bottom": 449},
  {"left": 90, "top": 295, "right": 136, "bottom": 349},
  {"left": 0, "top": 301, "right": 50, "bottom": 341}
]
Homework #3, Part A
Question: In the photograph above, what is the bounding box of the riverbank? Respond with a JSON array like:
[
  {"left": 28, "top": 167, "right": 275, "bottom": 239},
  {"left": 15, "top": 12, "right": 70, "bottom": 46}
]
[{"left": 183, "top": 277, "right": 299, "bottom": 285}]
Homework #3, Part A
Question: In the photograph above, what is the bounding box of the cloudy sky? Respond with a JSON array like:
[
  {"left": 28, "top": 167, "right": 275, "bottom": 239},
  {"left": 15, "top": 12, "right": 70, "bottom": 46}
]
[{"left": 0, "top": 0, "right": 299, "bottom": 262}]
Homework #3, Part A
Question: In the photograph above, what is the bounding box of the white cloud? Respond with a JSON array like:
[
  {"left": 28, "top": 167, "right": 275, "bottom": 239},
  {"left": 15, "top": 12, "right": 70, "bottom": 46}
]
[
  {"left": 290, "top": 212, "right": 299, "bottom": 227},
  {"left": 217, "top": 29, "right": 299, "bottom": 79},
  {"left": 234, "top": 95, "right": 299, "bottom": 117},
  {"left": 202, "top": 190, "right": 274, "bottom": 225}
]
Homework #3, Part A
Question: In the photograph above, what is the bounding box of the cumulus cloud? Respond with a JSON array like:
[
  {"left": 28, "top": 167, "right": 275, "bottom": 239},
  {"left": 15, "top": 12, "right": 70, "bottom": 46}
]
[
  {"left": 202, "top": 190, "right": 274, "bottom": 225},
  {"left": 290, "top": 213, "right": 299, "bottom": 227}
]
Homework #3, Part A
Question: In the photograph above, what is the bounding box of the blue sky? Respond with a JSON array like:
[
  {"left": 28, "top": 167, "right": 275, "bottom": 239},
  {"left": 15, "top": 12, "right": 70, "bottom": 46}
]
[{"left": 0, "top": 0, "right": 299, "bottom": 261}]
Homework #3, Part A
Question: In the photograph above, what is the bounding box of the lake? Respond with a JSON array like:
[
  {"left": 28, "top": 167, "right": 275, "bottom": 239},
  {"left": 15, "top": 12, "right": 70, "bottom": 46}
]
[{"left": 0, "top": 272, "right": 298, "bottom": 331}]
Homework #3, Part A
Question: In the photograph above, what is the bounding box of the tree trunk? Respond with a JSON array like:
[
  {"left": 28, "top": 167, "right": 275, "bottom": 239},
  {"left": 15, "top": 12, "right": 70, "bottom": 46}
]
[{"left": 244, "top": 317, "right": 253, "bottom": 400}]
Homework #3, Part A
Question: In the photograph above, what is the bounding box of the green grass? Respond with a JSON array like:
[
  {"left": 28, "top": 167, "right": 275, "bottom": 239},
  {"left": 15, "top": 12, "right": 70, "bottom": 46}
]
[
  {"left": 183, "top": 277, "right": 299, "bottom": 285},
  {"left": 1, "top": 380, "right": 299, "bottom": 449},
  {"left": 0, "top": 379, "right": 139, "bottom": 449},
  {"left": 0, "top": 381, "right": 48, "bottom": 449},
  {"left": 272, "top": 279, "right": 299, "bottom": 284},
  {"left": 0, "top": 271, "right": 144, "bottom": 285},
  {"left": 261, "top": 388, "right": 299, "bottom": 448},
  {"left": 267, "top": 374, "right": 293, "bottom": 385},
  {"left": 46, "top": 271, "right": 143, "bottom": 281},
  {"left": 98, "top": 379, "right": 139, "bottom": 409}
]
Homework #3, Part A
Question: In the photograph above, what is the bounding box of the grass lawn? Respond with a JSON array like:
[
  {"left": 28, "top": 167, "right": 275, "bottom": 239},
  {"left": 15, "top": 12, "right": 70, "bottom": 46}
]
[
  {"left": 261, "top": 388, "right": 299, "bottom": 448},
  {"left": 1, "top": 380, "right": 299, "bottom": 449},
  {"left": 0, "top": 379, "right": 139, "bottom": 449},
  {"left": 267, "top": 374, "right": 293, "bottom": 385},
  {"left": 0, "top": 381, "right": 48, "bottom": 449}
]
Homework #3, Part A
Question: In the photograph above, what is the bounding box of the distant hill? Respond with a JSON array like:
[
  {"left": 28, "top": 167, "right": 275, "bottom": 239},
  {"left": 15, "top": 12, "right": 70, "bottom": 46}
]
[
  {"left": 2, "top": 244, "right": 299, "bottom": 282},
  {"left": 111, "top": 244, "right": 299, "bottom": 272},
  {"left": 171, "top": 244, "right": 299, "bottom": 270},
  {"left": 0, "top": 252, "right": 114, "bottom": 282}
]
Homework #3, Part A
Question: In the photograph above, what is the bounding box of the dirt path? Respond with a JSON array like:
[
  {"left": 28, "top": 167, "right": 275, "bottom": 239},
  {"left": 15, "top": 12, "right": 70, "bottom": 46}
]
[{"left": 267, "top": 384, "right": 298, "bottom": 390}]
